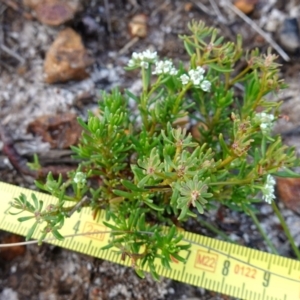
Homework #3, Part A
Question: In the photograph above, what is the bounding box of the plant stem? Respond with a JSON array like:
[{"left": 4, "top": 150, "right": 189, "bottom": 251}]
[
  {"left": 247, "top": 209, "right": 278, "bottom": 255},
  {"left": 252, "top": 71, "right": 266, "bottom": 110},
  {"left": 211, "top": 107, "right": 221, "bottom": 129},
  {"left": 271, "top": 201, "right": 300, "bottom": 260},
  {"left": 147, "top": 78, "right": 162, "bottom": 98},
  {"left": 229, "top": 65, "right": 251, "bottom": 87},
  {"left": 208, "top": 178, "right": 253, "bottom": 186},
  {"left": 67, "top": 196, "right": 90, "bottom": 217},
  {"left": 201, "top": 58, "right": 218, "bottom": 64},
  {"left": 208, "top": 171, "right": 255, "bottom": 187},
  {"left": 217, "top": 155, "right": 235, "bottom": 169},
  {"left": 197, "top": 216, "right": 236, "bottom": 243},
  {"left": 141, "top": 66, "right": 147, "bottom": 93},
  {"left": 193, "top": 32, "right": 201, "bottom": 63},
  {"left": 172, "top": 84, "right": 191, "bottom": 115}
]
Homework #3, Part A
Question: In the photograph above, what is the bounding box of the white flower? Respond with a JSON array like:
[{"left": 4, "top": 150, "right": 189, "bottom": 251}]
[
  {"left": 170, "top": 67, "right": 178, "bottom": 75},
  {"left": 196, "top": 66, "right": 205, "bottom": 73},
  {"left": 188, "top": 70, "right": 203, "bottom": 85},
  {"left": 180, "top": 66, "right": 211, "bottom": 92},
  {"left": 132, "top": 52, "right": 142, "bottom": 60},
  {"left": 128, "top": 59, "right": 135, "bottom": 68},
  {"left": 74, "top": 172, "right": 86, "bottom": 185},
  {"left": 256, "top": 112, "right": 274, "bottom": 123},
  {"left": 153, "top": 59, "right": 178, "bottom": 75},
  {"left": 262, "top": 175, "right": 276, "bottom": 204},
  {"left": 260, "top": 123, "right": 267, "bottom": 130},
  {"left": 127, "top": 49, "right": 158, "bottom": 68},
  {"left": 140, "top": 61, "right": 149, "bottom": 69},
  {"left": 188, "top": 66, "right": 205, "bottom": 85},
  {"left": 255, "top": 112, "right": 275, "bottom": 135},
  {"left": 142, "top": 49, "right": 158, "bottom": 60},
  {"left": 180, "top": 74, "right": 190, "bottom": 85},
  {"left": 153, "top": 61, "right": 164, "bottom": 74},
  {"left": 200, "top": 80, "right": 211, "bottom": 92}
]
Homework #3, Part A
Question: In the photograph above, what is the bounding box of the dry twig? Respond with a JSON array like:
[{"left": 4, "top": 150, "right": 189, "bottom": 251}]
[
  {"left": 1, "top": 0, "right": 32, "bottom": 19},
  {"left": 104, "top": 0, "right": 112, "bottom": 34},
  {"left": 1, "top": 44, "right": 25, "bottom": 65},
  {"left": 151, "top": 0, "right": 171, "bottom": 18},
  {"left": 222, "top": 0, "right": 290, "bottom": 62},
  {"left": 191, "top": 0, "right": 216, "bottom": 16},
  {"left": 118, "top": 36, "right": 139, "bottom": 55},
  {"left": 67, "top": 196, "right": 90, "bottom": 217},
  {"left": 209, "top": 0, "right": 228, "bottom": 24},
  {"left": 0, "top": 124, "right": 75, "bottom": 178}
]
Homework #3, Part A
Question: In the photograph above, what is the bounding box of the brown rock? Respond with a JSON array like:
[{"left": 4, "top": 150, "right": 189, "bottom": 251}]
[
  {"left": 23, "top": 0, "right": 81, "bottom": 26},
  {"left": 44, "top": 28, "right": 93, "bottom": 84},
  {"left": 184, "top": 3, "right": 193, "bottom": 12},
  {"left": 27, "top": 113, "right": 83, "bottom": 149},
  {"left": 191, "top": 122, "right": 208, "bottom": 141},
  {"left": 0, "top": 234, "right": 26, "bottom": 261},
  {"left": 172, "top": 115, "right": 189, "bottom": 128},
  {"left": 128, "top": 14, "right": 148, "bottom": 38},
  {"left": 276, "top": 177, "right": 300, "bottom": 214},
  {"left": 234, "top": 0, "right": 257, "bottom": 14}
]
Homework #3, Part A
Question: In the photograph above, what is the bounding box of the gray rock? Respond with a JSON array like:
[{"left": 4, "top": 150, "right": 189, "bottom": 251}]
[{"left": 277, "top": 18, "right": 300, "bottom": 53}]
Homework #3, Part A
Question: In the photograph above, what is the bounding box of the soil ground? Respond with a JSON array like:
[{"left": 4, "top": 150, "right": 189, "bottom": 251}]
[{"left": 1, "top": 1, "right": 300, "bottom": 299}]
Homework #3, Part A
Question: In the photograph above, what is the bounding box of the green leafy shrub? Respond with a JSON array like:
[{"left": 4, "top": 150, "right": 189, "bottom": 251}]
[{"left": 10, "top": 21, "right": 299, "bottom": 279}]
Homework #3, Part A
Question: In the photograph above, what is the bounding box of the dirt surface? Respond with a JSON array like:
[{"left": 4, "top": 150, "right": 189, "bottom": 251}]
[{"left": 1, "top": 0, "right": 300, "bottom": 299}]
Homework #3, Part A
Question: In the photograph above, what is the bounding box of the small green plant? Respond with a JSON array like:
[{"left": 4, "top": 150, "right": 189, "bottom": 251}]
[{"left": 10, "top": 21, "right": 300, "bottom": 279}]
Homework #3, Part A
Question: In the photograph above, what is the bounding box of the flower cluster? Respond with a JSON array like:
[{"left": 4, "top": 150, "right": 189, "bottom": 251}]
[
  {"left": 73, "top": 172, "right": 86, "bottom": 186},
  {"left": 152, "top": 60, "right": 178, "bottom": 76},
  {"left": 180, "top": 66, "right": 211, "bottom": 91},
  {"left": 254, "top": 112, "right": 275, "bottom": 135},
  {"left": 174, "top": 175, "right": 213, "bottom": 218},
  {"left": 128, "top": 50, "right": 158, "bottom": 69},
  {"left": 262, "top": 175, "right": 276, "bottom": 204}
]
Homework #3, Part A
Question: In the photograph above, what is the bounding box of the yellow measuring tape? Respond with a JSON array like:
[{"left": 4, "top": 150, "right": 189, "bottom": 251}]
[{"left": 0, "top": 181, "right": 299, "bottom": 299}]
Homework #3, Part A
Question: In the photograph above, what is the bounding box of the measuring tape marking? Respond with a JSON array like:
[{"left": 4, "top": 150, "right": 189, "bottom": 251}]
[
  {"left": 1, "top": 181, "right": 300, "bottom": 300},
  {"left": 185, "top": 237, "right": 299, "bottom": 283},
  {"left": 1, "top": 208, "right": 299, "bottom": 285}
]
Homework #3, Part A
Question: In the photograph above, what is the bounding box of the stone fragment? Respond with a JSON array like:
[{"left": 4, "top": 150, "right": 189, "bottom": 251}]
[
  {"left": 80, "top": 16, "right": 101, "bottom": 36},
  {"left": 264, "top": 9, "right": 285, "bottom": 33},
  {"left": 27, "top": 113, "right": 83, "bottom": 149},
  {"left": 172, "top": 115, "right": 189, "bottom": 128},
  {"left": 276, "top": 177, "right": 300, "bottom": 214},
  {"left": 277, "top": 18, "right": 300, "bottom": 54},
  {"left": 128, "top": 14, "right": 148, "bottom": 38},
  {"left": 234, "top": 0, "right": 257, "bottom": 14},
  {"left": 0, "top": 234, "right": 26, "bottom": 261},
  {"left": 23, "top": 0, "right": 81, "bottom": 26},
  {"left": 184, "top": 3, "right": 193, "bottom": 12},
  {"left": 44, "top": 28, "right": 93, "bottom": 84},
  {"left": 191, "top": 122, "right": 208, "bottom": 141}
]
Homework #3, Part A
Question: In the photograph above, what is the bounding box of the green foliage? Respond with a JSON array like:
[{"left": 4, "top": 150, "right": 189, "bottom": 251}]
[{"left": 10, "top": 21, "right": 299, "bottom": 278}]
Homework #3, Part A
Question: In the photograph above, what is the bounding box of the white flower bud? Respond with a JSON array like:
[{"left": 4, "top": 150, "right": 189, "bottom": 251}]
[
  {"left": 262, "top": 175, "right": 276, "bottom": 204},
  {"left": 74, "top": 172, "right": 87, "bottom": 185},
  {"left": 180, "top": 74, "right": 190, "bottom": 85}
]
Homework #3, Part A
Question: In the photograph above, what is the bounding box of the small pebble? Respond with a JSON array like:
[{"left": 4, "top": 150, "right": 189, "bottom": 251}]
[
  {"left": 0, "top": 288, "right": 18, "bottom": 300},
  {"left": 277, "top": 18, "right": 300, "bottom": 53},
  {"left": 234, "top": 0, "right": 257, "bottom": 14}
]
